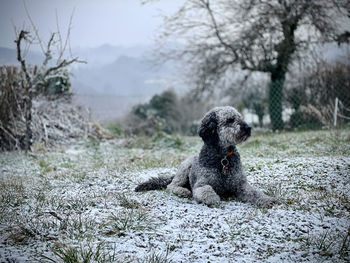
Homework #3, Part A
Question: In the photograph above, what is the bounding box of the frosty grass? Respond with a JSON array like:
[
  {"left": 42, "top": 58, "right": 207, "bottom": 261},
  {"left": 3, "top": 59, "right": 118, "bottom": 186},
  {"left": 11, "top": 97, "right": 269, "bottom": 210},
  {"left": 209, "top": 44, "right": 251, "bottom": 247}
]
[{"left": 0, "top": 130, "right": 349, "bottom": 262}]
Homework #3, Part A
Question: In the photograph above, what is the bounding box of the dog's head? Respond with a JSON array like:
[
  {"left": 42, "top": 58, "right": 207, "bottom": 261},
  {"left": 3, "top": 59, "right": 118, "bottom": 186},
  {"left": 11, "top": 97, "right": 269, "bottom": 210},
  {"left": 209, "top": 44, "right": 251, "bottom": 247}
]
[{"left": 198, "top": 106, "right": 251, "bottom": 148}]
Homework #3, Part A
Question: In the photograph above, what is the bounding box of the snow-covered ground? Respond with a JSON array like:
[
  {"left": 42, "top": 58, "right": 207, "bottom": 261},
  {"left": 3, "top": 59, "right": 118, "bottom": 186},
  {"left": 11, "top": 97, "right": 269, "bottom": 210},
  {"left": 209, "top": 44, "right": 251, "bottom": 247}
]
[{"left": 0, "top": 130, "right": 349, "bottom": 262}]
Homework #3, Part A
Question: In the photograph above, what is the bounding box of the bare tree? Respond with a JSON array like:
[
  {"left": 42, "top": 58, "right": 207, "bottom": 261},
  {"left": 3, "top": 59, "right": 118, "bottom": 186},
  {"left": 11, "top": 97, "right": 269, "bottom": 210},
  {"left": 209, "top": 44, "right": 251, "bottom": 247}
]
[
  {"left": 145, "top": 0, "right": 350, "bottom": 130},
  {"left": 11, "top": 7, "right": 85, "bottom": 151},
  {"left": 14, "top": 29, "right": 83, "bottom": 151}
]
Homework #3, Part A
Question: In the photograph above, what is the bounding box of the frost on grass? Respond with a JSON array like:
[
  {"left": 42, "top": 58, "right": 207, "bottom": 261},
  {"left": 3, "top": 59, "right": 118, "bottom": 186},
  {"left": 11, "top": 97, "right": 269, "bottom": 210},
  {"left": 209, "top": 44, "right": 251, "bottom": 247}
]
[{"left": 0, "top": 130, "right": 349, "bottom": 262}]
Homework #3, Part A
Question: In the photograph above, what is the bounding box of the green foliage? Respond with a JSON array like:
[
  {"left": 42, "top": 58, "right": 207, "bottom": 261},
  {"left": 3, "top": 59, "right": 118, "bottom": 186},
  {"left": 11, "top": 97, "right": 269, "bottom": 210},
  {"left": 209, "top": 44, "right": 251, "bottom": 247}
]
[
  {"left": 103, "top": 121, "right": 124, "bottom": 137},
  {"left": 123, "top": 88, "right": 210, "bottom": 136},
  {"left": 43, "top": 70, "right": 71, "bottom": 95},
  {"left": 151, "top": 131, "right": 183, "bottom": 149},
  {"left": 127, "top": 89, "right": 181, "bottom": 135}
]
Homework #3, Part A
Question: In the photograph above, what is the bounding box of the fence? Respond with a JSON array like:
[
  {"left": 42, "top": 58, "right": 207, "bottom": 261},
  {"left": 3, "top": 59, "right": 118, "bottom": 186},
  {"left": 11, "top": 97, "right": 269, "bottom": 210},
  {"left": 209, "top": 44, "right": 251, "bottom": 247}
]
[
  {"left": 252, "top": 61, "right": 350, "bottom": 130},
  {"left": 334, "top": 98, "right": 350, "bottom": 127}
]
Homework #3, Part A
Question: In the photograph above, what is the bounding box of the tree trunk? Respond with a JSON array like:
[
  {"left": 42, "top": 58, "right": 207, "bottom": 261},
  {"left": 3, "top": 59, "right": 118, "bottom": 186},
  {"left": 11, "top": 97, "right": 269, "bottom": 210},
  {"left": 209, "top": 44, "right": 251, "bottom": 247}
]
[
  {"left": 258, "top": 113, "right": 264, "bottom": 128},
  {"left": 268, "top": 72, "right": 285, "bottom": 130},
  {"left": 23, "top": 84, "right": 33, "bottom": 152},
  {"left": 267, "top": 18, "right": 297, "bottom": 131}
]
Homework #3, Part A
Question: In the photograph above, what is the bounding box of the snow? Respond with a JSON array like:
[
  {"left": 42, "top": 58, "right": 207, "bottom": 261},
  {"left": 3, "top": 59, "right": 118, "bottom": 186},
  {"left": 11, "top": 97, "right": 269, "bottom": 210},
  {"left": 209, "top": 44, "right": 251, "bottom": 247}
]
[{"left": 0, "top": 136, "right": 349, "bottom": 262}]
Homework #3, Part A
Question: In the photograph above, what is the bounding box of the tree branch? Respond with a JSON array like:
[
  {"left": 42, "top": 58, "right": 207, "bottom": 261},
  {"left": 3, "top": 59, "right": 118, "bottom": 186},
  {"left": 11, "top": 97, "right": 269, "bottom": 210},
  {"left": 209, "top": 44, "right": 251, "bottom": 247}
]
[
  {"left": 43, "top": 57, "right": 85, "bottom": 78},
  {"left": 42, "top": 33, "right": 55, "bottom": 67},
  {"left": 15, "top": 30, "right": 31, "bottom": 86},
  {"left": 202, "top": 0, "right": 239, "bottom": 61},
  {"left": 23, "top": 0, "right": 45, "bottom": 54}
]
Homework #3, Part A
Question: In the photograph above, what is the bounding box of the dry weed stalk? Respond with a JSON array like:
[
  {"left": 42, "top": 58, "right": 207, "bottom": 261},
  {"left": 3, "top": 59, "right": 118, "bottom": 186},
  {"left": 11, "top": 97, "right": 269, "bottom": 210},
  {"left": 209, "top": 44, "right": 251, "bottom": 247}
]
[{"left": 300, "top": 102, "right": 334, "bottom": 128}]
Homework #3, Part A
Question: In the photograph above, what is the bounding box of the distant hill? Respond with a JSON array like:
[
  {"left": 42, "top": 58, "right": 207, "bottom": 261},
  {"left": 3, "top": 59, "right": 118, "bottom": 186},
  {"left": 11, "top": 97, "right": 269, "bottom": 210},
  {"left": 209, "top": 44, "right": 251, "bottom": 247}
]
[
  {"left": 0, "top": 44, "right": 176, "bottom": 97},
  {"left": 69, "top": 43, "right": 182, "bottom": 98},
  {"left": 0, "top": 47, "right": 43, "bottom": 65},
  {"left": 73, "top": 44, "right": 150, "bottom": 66},
  {"left": 0, "top": 44, "right": 180, "bottom": 121}
]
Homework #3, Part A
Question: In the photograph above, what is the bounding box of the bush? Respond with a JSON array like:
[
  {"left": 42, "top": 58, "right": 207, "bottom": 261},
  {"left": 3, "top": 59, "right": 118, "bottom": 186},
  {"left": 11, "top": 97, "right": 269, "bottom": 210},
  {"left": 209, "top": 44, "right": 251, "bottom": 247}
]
[
  {"left": 0, "top": 66, "right": 28, "bottom": 150},
  {"left": 0, "top": 65, "right": 85, "bottom": 151},
  {"left": 286, "top": 59, "right": 350, "bottom": 129},
  {"left": 125, "top": 89, "right": 181, "bottom": 136},
  {"left": 289, "top": 110, "right": 323, "bottom": 130}
]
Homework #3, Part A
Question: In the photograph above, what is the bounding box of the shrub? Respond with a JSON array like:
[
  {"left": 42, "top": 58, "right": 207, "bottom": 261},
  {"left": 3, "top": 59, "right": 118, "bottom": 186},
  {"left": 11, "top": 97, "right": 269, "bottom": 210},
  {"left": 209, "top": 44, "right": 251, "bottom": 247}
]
[
  {"left": 125, "top": 89, "right": 181, "bottom": 136},
  {"left": 286, "top": 59, "right": 350, "bottom": 129}
]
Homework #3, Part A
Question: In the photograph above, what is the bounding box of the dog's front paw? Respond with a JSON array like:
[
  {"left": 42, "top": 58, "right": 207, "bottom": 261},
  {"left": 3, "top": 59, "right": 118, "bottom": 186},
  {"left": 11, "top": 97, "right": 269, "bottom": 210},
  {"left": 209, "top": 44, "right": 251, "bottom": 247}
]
[
  {"left": 193, "top": 185, "right": 220, "bottom": 206},
  {"left": 174, "top": 188, "right": 192, "bottom": 198},
  {"left": 167, "top": 185, "right": 192, "bottom": 198},
  {"left": 203, "top": 193, "right": 220, "bottom": 206}
]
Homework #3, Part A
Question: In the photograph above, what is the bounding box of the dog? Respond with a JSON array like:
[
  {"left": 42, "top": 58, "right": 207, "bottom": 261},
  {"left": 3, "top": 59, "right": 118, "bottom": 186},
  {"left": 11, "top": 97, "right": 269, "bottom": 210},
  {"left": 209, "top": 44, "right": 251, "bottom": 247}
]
[{"left": 135, "top": 106, "right": 277, "bottom": 207}]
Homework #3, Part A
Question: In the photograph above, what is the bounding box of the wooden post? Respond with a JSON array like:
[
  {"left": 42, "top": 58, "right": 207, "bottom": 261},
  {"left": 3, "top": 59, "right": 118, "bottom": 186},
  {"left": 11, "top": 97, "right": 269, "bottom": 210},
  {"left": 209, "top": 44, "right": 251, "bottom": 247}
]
[{"left": 333, "top": 97, "right": 339, "bottom": 127}]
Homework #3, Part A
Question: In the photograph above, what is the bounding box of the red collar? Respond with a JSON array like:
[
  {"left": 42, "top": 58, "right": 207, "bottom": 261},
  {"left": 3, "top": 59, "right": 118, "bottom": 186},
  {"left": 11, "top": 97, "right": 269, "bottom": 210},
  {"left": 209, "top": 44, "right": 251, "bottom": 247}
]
[{"left": 216, "top": 151, "right": 234, "bottom": 158}]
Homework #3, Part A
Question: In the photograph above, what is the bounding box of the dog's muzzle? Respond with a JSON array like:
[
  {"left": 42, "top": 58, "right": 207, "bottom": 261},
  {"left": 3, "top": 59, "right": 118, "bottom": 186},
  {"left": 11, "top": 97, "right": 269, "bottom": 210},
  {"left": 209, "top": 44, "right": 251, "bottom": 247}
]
[{"left": 241, "top": 123, "right": 251, "bottom": 137}]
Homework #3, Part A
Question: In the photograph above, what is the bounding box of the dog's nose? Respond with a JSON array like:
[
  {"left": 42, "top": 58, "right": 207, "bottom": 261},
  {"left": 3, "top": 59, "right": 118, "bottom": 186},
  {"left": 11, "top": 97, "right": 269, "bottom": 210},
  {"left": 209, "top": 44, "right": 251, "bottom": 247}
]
[{"left": 242, "top": 123, "right": 251, "bottom": 136}]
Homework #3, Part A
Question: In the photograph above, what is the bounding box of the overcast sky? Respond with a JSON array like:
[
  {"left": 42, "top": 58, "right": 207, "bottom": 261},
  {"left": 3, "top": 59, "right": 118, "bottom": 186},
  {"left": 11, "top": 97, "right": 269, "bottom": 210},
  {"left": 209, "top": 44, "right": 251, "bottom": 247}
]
[{"left": 0, "top": 0, "right": 182, "bottom": 49}]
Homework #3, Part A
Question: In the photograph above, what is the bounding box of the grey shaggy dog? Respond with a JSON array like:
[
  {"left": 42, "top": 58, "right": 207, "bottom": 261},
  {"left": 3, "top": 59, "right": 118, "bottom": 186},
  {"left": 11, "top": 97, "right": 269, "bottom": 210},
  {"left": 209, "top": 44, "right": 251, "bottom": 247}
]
[{"left": 135, "top": 106, "right": 277, "bottom": 207}]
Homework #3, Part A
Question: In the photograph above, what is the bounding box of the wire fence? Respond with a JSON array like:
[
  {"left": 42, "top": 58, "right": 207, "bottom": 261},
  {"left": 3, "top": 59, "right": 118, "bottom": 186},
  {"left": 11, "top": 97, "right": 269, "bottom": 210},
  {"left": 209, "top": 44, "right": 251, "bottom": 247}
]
[
  {"left": 266, "top": 83, "right": 350, "bottom": 130},
  {"left": 254, "top": 62, "right": 350, "bottom": 130},
  {"left": 334, "top": 98, "right": 350, "bottom": 125}
]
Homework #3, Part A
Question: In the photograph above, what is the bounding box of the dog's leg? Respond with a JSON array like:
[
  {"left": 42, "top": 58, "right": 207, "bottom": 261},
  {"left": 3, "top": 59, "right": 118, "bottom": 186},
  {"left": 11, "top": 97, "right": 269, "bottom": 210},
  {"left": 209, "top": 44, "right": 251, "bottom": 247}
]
[
  {"left": 193, "top": 185, "right": 220, "bottom": 206},
  {"left": 167, "top": 156, "right": 193, "bottom": 198},
  {"left": 167, "top": 176, "right": 192, "bottom": 198},
  {"left": 167, "top": 169, "right": 191, "bottom": 198},
  {"left": 236, "top": 182, "right": 277, "bottom": 207},
  {"left": 167, "top": 184, "right": 192, "bottom": 198}
]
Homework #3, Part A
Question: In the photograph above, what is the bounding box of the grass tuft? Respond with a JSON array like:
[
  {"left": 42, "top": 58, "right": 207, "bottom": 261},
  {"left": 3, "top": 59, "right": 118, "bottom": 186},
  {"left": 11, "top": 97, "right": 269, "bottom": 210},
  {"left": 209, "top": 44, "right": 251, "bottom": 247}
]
[
  {"left": 45, "top": 242, "right": 118, "bottom": 263},
  {"left": 116, "top": 193, "right": 141, "bottom": 209},
  {"left": 142, "top": 246, "right": 173, "bottom": 263},
  {"left": 106, "top": 209, "right": 151, "bottom": 236}
]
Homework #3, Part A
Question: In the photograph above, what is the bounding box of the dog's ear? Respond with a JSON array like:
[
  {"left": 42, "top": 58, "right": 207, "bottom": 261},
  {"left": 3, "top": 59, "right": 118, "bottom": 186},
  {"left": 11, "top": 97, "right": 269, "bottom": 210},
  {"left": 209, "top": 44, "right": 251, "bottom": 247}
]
[{"left": 198, "top": 111, "right": 218, "bottom": 145}]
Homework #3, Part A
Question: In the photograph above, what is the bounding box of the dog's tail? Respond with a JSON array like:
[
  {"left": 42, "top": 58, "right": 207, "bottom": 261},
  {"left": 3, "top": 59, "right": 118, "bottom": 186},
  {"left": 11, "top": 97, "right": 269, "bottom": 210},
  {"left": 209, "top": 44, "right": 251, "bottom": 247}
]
[{"left": 135, "top": 175, "right": 174, "bottom": 192}]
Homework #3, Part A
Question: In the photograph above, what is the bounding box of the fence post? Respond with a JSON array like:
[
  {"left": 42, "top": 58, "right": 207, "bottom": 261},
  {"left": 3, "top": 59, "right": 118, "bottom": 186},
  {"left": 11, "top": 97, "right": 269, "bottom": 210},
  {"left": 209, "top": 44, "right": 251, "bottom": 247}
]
[{"left": 333, "top": 97, "right": 339, "bottom": 127}]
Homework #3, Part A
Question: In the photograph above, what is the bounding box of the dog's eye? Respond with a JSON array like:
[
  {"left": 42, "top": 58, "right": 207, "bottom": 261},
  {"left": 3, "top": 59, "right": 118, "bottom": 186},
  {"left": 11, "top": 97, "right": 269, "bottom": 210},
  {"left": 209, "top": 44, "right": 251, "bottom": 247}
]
[{"left": 226, "top": 118, "right": 235, "bottom": 124}]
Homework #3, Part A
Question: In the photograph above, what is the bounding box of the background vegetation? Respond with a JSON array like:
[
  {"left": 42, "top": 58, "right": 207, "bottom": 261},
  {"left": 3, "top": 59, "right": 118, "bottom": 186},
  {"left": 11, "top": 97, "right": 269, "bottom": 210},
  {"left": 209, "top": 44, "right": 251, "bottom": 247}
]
[{"left": 121, "top": 57, "right": 350, "bottom": 137}]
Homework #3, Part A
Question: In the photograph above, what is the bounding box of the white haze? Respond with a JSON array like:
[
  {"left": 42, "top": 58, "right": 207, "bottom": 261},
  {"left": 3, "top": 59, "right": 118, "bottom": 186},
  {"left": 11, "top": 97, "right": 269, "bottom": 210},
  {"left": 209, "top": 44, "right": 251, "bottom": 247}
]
[{"left": 0, "top": 0, "right": 348, "bottom": 121}]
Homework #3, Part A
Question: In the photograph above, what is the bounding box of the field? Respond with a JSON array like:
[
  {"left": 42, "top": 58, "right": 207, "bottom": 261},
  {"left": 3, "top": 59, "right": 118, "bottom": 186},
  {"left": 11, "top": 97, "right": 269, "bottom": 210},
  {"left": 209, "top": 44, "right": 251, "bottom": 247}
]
[{"left": 0, "top": 129, "right": 349, "bottom": 262}]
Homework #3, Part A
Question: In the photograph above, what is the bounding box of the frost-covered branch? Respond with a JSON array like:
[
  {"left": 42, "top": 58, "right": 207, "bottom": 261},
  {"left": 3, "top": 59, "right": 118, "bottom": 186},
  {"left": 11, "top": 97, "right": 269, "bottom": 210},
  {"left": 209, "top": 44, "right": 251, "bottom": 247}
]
[{"left": 15, "top": 30, "right": 32, "bottom": 86}]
